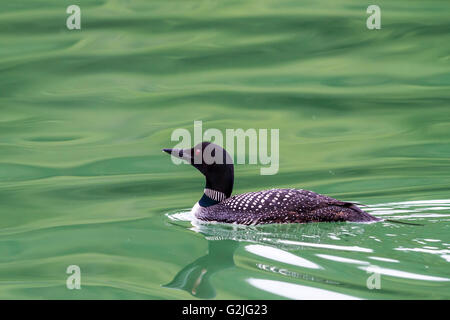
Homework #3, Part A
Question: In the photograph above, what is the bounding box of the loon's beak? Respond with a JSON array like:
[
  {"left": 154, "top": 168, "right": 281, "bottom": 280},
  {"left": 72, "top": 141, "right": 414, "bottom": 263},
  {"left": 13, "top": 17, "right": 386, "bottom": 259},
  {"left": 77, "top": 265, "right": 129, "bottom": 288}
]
[{"left": 162, "top": 148, "right": 192, "bottom": 161}]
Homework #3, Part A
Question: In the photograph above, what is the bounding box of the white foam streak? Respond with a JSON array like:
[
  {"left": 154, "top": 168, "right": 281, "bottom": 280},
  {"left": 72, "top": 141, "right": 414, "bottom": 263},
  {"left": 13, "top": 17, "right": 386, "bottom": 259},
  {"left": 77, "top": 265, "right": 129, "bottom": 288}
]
[
  {"left": 246, "top": 245, "right": 322, "bottom": 269},
  {"left": 247, "top": 278, "right": 360, "bottom": 300},
  {"left": 316, "top": 254, "right": 369, "bottom": 265},
  {"left": 368, "top": 256, "right": 400, "bottom": 263},
  {"left": 277, "top": 239, "right": 373, "bottom": 253},
  {"left": 359, "top": 266, "right": 450, "bottom": 282}
]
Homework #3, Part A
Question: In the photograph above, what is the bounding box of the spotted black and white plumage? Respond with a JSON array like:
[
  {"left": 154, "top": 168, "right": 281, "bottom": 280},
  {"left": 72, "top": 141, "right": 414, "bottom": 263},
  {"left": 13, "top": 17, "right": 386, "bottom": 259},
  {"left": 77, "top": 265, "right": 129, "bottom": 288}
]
[
  {"left": 163, "top": 142, "right": 380, "bottom": 225},
  {"left": 196, "top": 188, "right": 378, "bottom": 225}
]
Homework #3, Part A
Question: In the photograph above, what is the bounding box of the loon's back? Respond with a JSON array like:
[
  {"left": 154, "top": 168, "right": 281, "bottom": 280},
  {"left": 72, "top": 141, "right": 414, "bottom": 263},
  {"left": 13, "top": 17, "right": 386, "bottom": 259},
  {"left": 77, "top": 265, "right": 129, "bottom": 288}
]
[{"left": 195, "top": 188, "right": 379, "bottom": 225}]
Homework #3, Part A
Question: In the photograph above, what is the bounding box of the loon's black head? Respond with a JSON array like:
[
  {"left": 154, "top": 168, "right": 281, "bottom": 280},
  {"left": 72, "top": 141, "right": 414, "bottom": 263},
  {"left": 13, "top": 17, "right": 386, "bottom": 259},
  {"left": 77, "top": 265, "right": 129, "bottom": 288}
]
[{"left": 163, "top": 142, "right": 234, "bottom": 199}]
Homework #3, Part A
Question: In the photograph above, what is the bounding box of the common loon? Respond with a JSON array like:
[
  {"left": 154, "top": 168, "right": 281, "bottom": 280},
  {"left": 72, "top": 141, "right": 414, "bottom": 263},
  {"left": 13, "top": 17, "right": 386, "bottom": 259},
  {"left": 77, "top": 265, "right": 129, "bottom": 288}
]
[{"left": 163, "top": 142, "right": 380, "bottom": 225}]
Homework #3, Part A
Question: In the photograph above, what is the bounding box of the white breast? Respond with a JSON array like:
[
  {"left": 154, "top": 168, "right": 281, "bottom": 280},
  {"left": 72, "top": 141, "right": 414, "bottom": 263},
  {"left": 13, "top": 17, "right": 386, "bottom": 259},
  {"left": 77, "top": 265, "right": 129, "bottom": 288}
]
[{"left": 190, "top": 202, "right": 201, "bottom": 217}]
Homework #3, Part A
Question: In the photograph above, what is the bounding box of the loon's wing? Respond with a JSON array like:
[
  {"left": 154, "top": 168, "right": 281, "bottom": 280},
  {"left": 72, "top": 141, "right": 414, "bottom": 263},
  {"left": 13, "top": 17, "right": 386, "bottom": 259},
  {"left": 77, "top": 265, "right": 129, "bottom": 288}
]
[
  {"left": 198, "top": 188, "right": 378, "bottom": 224},
  {"left": 282, "top": 189, "right": 379, "bottom": 222}
]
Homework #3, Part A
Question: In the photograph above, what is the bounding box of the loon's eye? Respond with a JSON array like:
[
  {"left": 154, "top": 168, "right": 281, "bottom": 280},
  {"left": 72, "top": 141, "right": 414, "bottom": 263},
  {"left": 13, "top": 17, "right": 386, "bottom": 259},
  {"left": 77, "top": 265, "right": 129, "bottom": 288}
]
[{"left": 195, "top": 149, "right": 201, "bottom": 155}]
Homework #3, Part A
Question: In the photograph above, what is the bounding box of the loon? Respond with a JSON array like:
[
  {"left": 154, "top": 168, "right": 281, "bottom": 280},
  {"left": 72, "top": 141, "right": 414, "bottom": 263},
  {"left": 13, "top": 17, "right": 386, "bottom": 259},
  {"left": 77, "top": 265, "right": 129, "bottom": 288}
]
[{"left": 163, "top": 142, "right": 380, "bottom": 225}]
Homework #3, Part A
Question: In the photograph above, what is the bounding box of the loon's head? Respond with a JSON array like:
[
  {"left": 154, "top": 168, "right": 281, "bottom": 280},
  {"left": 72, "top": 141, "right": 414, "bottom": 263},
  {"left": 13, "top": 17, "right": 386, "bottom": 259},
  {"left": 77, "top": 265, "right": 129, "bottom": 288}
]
[{"left": 163, "top": 142, "right": 234, "bottom": 199}]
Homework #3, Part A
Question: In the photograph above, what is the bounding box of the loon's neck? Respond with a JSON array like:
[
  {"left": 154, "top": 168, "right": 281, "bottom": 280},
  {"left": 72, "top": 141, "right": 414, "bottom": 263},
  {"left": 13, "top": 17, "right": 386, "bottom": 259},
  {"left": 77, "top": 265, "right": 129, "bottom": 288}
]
[{"left": 198, "top": 188, "right": 227, "bottom": 208}]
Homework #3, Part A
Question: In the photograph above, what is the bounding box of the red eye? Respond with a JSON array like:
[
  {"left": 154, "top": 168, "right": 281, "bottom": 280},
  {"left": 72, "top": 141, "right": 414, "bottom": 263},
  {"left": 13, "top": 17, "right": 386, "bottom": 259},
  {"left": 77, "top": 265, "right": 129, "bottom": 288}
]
[{"left": 195, "top": 149, "right": 201, "bottom": 155}]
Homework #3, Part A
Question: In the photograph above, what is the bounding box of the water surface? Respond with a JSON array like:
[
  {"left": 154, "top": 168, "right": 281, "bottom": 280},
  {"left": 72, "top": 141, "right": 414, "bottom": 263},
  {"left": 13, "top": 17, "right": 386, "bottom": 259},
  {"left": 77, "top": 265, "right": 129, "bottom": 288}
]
[{"left": 0, "top": 0, "right": 449, "bottom": 299}]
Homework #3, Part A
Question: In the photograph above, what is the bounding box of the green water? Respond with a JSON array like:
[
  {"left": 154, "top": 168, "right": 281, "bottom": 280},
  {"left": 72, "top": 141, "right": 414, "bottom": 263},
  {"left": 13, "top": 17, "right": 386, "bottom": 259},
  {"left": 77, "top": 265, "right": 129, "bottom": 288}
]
[{"left": 1, "top": 0, "right": 450, "bottom": 299}]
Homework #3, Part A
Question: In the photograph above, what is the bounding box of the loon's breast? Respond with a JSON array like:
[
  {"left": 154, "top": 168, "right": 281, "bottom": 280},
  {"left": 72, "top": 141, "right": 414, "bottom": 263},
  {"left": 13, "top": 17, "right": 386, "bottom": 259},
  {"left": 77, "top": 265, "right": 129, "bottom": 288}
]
[{"left": 195, "top": 188, "right": 379, "bottom": 225}]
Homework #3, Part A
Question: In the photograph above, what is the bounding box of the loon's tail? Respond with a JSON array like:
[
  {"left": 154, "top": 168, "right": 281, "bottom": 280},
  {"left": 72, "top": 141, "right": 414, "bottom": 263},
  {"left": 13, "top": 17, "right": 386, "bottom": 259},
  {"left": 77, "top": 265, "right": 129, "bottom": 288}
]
[
  {"left": 347, "top": 203, "right": 424, "bottom": 225},
  {"left": 346, "top": 203, "right": 381, "bottom": 222}
]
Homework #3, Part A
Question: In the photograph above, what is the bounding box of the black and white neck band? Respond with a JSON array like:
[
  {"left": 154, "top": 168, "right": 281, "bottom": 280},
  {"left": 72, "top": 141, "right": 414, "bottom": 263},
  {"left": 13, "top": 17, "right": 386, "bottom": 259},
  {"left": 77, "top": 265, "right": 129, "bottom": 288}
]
[{"left": 204, "top": 188, "right": 226, "bottom": 202}]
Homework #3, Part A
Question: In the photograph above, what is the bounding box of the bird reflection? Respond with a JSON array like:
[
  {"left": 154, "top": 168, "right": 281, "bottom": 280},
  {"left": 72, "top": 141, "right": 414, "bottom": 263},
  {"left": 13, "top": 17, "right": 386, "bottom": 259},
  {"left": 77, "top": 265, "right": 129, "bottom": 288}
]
[
  {"left": 163, "top": 240, "right": 238, "bottom": 299},
  {"left": 163, "top": 219, "right": 369, "bottom": 299}
]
